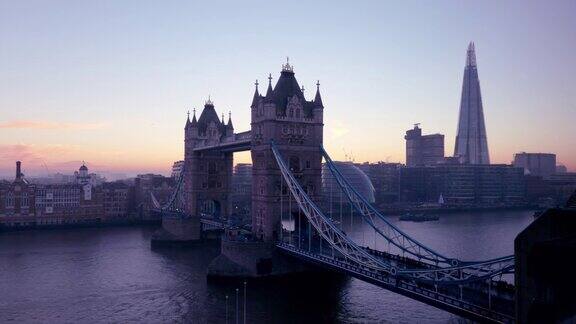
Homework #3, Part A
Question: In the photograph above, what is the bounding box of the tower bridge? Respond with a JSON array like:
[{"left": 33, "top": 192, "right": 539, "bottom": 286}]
[{"left": 153, "top": 61, "right": 517, "bottom": 323}]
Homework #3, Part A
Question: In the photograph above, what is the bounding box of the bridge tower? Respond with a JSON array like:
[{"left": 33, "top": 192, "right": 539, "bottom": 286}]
[
  {"left": 207, "top": 61, "right": 324, "bottom": 277},
  {"left": 251, "top": 61, "right": 324, "bottom": 242},
  {"left": 184, "top": 100, "right": 234, "bottom": 223}
]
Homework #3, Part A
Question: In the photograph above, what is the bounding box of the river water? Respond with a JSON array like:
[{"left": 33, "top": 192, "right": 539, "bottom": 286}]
[{"left": 0, "top": 210, "right": 534, "bottom": 323}]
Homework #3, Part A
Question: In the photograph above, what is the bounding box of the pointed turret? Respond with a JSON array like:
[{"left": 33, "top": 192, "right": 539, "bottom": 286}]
[
  {"left": 314, "top": 80, "right": 324, "bottom": 108},
  {"left": 266, "top": 73, "right": 274, "bottom": 97},
  {"left": 191, "top": 108, "right": 198, "bottom": 126},
  {"left": 227, "top": 111, "right": 234, "bottom": 130},
  {"left": 185, "top": 108, "right": 199, "bottom": 140},
  {"left": 251, "top": 80, "right": 260, "bottom": 108},
  {"left": 185, "top": 110, "right": 191, "bottom": 128}
]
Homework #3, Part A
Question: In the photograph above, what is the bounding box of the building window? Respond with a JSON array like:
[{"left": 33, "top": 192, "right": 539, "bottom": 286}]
[
  {"left": 6, "top": 194, "right": 14, "bottom": 207},
  {"left": 208, "top": 162, "right": 216, "bottom": 174},
  {"left": 289, "top": 156, "right": 300, "bottom": 172},
  {"left": 22, "top": 194, "right": 28, "bottom": 207}
]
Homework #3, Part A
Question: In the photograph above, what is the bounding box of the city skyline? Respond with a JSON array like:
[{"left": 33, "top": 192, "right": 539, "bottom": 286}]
[{"left": 1, "top": 1, "right": 575, "bottom": 177}]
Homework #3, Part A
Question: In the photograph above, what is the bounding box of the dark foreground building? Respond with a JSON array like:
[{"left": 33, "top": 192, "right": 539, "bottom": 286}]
[{"left": 515, "top": 193, "right": 576, "bottom": 322}]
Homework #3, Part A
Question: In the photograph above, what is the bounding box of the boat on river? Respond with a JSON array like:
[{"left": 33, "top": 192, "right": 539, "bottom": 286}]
[{"left": 399, "top": 213, "right": 439, "bottom": 222}]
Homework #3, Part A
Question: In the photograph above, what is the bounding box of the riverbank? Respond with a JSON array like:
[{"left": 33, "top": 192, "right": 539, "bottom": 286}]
[
  {"left": 378, "top": 204, "right": 539, "bottom": 215},
  {"left": 0, "top": 218, "right": 160, "bottom": 233}
]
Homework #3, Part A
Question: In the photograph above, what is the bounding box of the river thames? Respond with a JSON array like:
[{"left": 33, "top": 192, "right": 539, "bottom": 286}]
[{"left": 0, "top": 210, "right": 534, "bottom": 323}]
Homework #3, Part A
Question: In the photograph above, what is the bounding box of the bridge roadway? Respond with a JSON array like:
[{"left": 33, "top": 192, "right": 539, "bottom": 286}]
[
  {"left": 158, "top": 209, "right": 515, "bottom": 322},
  {"left": 276, "top": 237, "right": 515, "bottom": 324}
]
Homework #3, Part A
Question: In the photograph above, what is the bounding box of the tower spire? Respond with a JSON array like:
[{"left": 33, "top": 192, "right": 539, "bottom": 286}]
[
  {"left": 266, "top": 73, "right": 273, "bottom": 97},
  {"left": 185, "top": 109, "right": 191, "bottom": 128},
  {"left": 227, "top": 110, "right": 234, "bottom": 129},
  {"left": 466, "top": 42, "right": 477, "bottom": 67},
  {"left": 251, "top": 79, "right": 260, "bottom": 108},
  {"left": 282, "top": 56, "right": 293, "bottom": 72},
  {"left": 314, "top": 80, "right": 324, "bottom": 108},
  {"left": 191, "top": 108, "right": 197, "bottom": 125}
]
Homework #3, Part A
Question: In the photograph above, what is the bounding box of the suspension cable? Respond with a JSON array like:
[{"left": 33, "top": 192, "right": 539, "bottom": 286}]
[
  {"left": 289, "top": 185, "right": 292, "bottom": 246},
  {"left": 280, "top": 175, "right": 283, "bottom": 243},
  {"left": 298, "top": 208, "right": 302, "bottom": 249}
]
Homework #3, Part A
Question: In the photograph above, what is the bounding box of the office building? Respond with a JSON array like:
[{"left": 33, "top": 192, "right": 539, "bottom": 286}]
[
  {"left": 454, "top": 42, "right": 490, "bottom": 164},
  {"left": 405, "top": 124, "right": 445, "bottom": 167}
]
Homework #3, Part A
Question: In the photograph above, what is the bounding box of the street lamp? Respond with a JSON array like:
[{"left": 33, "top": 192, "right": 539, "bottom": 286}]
[
  {"left": 225, "top": 295, "right": 229, "bottom": 324},
  {"left": 243, "top": 281, "right": 247, "bottom": 324},
  {"left": 235, "top": 288, "right": 239, "bottom": 324}
]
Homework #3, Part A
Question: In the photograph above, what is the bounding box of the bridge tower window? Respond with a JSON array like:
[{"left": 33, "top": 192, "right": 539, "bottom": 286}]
[
  {"left": 208, "top": 162, "right": 216, "bottom": 174},
  {"left": 289, "top": 156, "right": 300, "bottom": 172}
]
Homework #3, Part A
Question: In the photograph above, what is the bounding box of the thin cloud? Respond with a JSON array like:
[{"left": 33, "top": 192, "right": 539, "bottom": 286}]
[
  {"left": 0, "top": 144, "right": 90, "bottom": 176},
  {"left": 328, "top": 120, "right": 350, "bottom": 139},
  {"left": 0, "top": 144, "right": 79, "bottom": 164},
  {"left": 0, "top": 120, "right": 109, "bottom": 130}
]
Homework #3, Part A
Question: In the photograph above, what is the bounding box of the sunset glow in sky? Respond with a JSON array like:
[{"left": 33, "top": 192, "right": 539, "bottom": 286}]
[{"left": 1, "top": 1, "right": 575, "bottom": 178}]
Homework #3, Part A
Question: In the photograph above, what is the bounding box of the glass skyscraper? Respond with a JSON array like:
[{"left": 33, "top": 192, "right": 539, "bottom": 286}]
[{"left": 454, "top": 42, "right": 490, "bottom": 164}]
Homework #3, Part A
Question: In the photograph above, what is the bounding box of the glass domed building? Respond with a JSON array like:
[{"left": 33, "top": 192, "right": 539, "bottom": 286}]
[{"left": 322, "top": 161, "right": 376, "bottom": 204}]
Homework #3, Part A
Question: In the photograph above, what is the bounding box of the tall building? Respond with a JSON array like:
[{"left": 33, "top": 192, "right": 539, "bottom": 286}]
[
  {"left": 405, "top": 124, "right": 444, "bottom": 167},
  {"left": 454, "top": 42, "right": 490, "bottom": 164},
  {"left": 171, "top": 160, "right": 184, "bottom": 178},
  {"left": 232, "top": 163, "right": 252, "bottom": 196},
  {"left": 513, "top": 152, "right": 556, "bottom": 178},
  {"left": 230, "top": 163, "right": 252, "bottom": 224}
]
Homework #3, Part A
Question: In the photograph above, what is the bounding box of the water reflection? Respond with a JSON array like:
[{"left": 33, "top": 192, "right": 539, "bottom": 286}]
[{"left": 0, "top": 210, "right": 533, "bottom": 323}]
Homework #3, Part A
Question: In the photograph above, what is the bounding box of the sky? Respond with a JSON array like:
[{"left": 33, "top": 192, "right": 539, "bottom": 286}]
[{"left": 1, "top": 0, "right": 575, "bottom": 178}]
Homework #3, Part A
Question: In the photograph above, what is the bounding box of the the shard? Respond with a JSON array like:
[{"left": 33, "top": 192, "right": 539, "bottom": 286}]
[{"left": 454, "top": 42, "right": 490, "bottom": 164}]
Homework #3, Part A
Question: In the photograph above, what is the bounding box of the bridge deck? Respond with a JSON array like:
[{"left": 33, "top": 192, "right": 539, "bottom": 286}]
[{"left": 277, "top": 243, "right": 515, "bottom": 324}]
